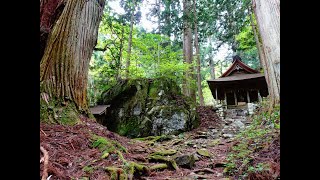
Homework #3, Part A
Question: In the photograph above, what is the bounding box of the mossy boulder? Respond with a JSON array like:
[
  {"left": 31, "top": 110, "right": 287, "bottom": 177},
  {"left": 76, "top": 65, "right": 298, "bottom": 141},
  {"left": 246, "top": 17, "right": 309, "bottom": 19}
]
[
  {"left": 98, "top": 77, "right": 199, "bottom": 138},
  {"left": 174, "top": 154, "right": 196, "bottom": 169}
]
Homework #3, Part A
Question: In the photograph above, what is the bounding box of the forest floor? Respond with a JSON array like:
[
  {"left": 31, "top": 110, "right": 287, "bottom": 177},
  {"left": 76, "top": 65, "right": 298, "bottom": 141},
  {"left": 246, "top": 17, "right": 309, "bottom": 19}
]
[{"left": 40, "top": 106, "right": 279, "bottom": 180}]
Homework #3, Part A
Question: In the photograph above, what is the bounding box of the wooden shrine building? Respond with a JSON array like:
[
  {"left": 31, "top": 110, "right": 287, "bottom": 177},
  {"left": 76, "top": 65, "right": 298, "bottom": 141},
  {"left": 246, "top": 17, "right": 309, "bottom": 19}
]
[
  {"left": 207, "top": 55, "right": 268, "bottom": 107},
  {"left": 89, "top": 105, "right": 110, "bottom": 123}
]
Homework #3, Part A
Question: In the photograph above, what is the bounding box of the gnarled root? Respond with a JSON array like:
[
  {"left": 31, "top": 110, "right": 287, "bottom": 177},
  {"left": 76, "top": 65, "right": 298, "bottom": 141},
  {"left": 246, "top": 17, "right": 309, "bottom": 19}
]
[{"left": 40, "top": 146, "right": 49, "bottom": 180}]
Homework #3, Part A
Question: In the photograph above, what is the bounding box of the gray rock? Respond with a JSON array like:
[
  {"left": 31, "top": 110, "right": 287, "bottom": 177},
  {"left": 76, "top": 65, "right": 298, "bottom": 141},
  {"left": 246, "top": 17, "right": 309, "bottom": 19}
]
[
  {"left": 133, "top": 103, "right": 141, "bottom": 115},
  {"left": 231, "top": 120, "right": 245, "bottom": 130},
  {"left": 151, "top": 111, "right": 188, "bottom": 135},
  {"left": 248, "top": 103, "right": 258, "bottom": 115},
  {"left": 100, "top": 78, "right": 199, "bottom": 138},
  {"left": 224, "top": 118, "right": 233, "bottom": 124},
  {"left": 222, "top": 134, "right": 234, "bottom": 138},
  {"left": 210, "top": 129, "right": 218, "bottom": 134},
  {"left": 175, "top": 154, "right": 196, "bottom": 169}
]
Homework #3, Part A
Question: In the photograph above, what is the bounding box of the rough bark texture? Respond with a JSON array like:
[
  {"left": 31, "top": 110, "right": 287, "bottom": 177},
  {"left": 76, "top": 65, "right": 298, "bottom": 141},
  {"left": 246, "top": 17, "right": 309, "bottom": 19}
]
[
  {"left": 183, "top": 0, "right": 196, "bottom": 102},
  {"left": 253, "top": 0, "right": 280, "bottom": 104},
  {"left": 40, "top": 0, "right": 65, "bottom": 61},
  {"left": 193, "top": 0, "right": 204, "bottom": 106},
  {"left": 40, "top": 0, "right": 105, "bottom": 115},
  {"left": 250, "top": 10, "right": 272, "bottom": 100},
  {"left": 125, "top": 0, "right": 135, "bottom": 78}
]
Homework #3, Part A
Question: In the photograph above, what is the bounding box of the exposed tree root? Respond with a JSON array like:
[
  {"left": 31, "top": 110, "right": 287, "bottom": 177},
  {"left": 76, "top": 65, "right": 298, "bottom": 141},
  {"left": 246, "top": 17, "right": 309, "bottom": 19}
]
[
  {"left": 148, "top": 154, "right": 179, "bottom": 170},
  {"left": 150, "top": 163, "right": 168, "bottom": 171},
  {"left": 193, "top": 168, "right": 215, "bottom": 174},
  {"left": 40, "top": 146, "right": 49, "bottom": 180}
]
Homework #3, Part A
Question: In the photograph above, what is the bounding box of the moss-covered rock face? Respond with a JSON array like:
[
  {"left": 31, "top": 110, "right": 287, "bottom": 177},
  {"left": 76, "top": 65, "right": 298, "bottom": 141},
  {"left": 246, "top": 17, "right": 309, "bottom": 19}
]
[{"left": 99, "top": 77, "right": 199, "bottom": 138}]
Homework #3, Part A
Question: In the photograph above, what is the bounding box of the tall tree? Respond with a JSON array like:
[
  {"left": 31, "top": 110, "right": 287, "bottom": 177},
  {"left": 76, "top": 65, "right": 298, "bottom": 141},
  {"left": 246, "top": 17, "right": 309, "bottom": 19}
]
[
  {"left": 125, "top": 0, "right": 136, "bottom": 78},
  {"left": 40, "top": 0, "right": 105, "bottom": 122},
  {"left": 183, "top": 0, "right": 196, "bottom": 102},
  {"left": 120, "top": 0, "right": 142, "bottom": 78},
  {"left": 252, "top": 0, "right": 280, "bottom": 105},
  {"left": 193, "top": 0, "right": 204, "bottom": 105}
]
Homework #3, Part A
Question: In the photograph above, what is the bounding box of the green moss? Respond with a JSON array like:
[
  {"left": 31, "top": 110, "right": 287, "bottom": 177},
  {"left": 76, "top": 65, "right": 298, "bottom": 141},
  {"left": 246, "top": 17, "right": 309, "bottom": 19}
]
[
  {"left": 134, "top": 135, "right": 160, "bottom": 141},
  {"left": 112, "top": 140, "right": 127, "bottom": 153},
  {"left": 124, "top": 161, "right": 149, "bottom": 177},
  {"left": 91, "top": 135, "right": 127, "bottom": 158},
  {"left": 106, "top": 161, "right": 149, "bottom": 179},
  {"left": 101, "top": 152, "right": 109, "bottom": 159},
  {"left": 148, "top": 155, "right": 179, "bottom": 170},
  {"left": 197, "top": 148, "right": 211, "bottom": 157},
  {"left": 100, "top": 77, "right": 199, "bottom": 138},
  {"left": 82, "top": 166, "right": 94, "bottom": 174},
  {"left": 105, "top": 167, "right": 127, "bottom": 180},
  {"left": 208, "top": 139, "right": 220, "bottom": 147},
  {"left": 134, "top": 135, "right": 166, "bottom": 145},
  {"left": 40, "top": 96, "right": 80, "bottom": 125},
  {"left": 150, "top": 149, "right": 177, "bottom": 156},
  {"left": 150, "top": 163, "right": 168, "bottom": 171},
  {"left": 116, "top": 150, "right": 126, "bottom": 162},
  {"left": 117, "top": 118, "right": 141, "bottom": 137},
  {"left": 148, "top": 84, "right": 159, "bottom": 99}
]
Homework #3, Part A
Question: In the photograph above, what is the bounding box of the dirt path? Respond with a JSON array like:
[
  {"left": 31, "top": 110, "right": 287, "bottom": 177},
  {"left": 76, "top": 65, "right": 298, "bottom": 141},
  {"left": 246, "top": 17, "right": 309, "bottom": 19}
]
[{"left": 40, "top": 107, "right": 247, "bottom": 180}]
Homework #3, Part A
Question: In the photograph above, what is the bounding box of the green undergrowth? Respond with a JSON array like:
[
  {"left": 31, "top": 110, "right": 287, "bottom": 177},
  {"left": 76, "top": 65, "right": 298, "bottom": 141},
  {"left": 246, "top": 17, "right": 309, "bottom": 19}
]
[{"left": 224, "top": 100, "right": 280, "bottom": 179}]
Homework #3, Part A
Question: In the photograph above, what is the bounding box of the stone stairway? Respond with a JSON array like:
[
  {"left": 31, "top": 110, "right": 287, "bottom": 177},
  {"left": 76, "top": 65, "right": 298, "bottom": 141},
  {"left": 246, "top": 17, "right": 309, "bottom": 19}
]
[{"left": 219, "top": 108, "right": 251, "bottom": 139}]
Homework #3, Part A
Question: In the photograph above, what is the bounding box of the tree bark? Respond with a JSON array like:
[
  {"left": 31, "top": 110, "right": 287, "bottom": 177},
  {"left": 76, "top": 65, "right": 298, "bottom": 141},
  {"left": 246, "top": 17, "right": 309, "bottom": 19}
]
[
  {"left": 125, "top": 0, "right": 136, "bottom": 79},
  {"left": 40, "top": 0, "right": 105, "bottom": 114},
  {"left": 40, "top": 0, "right": 65, "bottom": 61},
  {"left": 164, "top": 0, "right": 172, "bottom": 37},
  {"left": 193, "top": 0, "right": 204, "bottom": 106},
  {"left": 252, "top": 0, "right": 280, "bottom": 104},
  {"left": 183, "top": 0, "right": 195, "bottom": 102},
  {"left": 157, "top": 0, "right": 161, "bottom": 76},
  {"left": 117, "top": 25, "right": 125, "bottom": 80},
  {"left": 249, "top": 8, "right": 273, "bottom": 101}
]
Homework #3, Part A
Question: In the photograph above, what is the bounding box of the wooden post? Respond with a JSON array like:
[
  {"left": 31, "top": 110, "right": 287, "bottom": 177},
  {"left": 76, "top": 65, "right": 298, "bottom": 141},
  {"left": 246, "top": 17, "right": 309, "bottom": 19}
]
[
  {"left": 246, "top": 90, "right": 250, "bottom": 103},
  {"left": 258, "top": 90, "right": 262, "bottom": 102},
  {"left": 234, "top": 91, "right": 237, "bottom": 105},
  {"left": 224, "top": 91, "right": 227, "bottom": 106}
]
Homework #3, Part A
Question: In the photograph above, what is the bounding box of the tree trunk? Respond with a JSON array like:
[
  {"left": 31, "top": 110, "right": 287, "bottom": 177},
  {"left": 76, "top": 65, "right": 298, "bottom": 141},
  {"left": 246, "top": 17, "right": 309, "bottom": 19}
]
[
  {"left": 40, "top": 0, "right": 105, "bottom": 122},
  {"left": 117, "top": 25, "right": 125, "bottom": 80},
  {"left": 208, "top": 37, "right": 215, "bottom": 79},
  {"left": 40, "top": 0, "right": 65, "bottom": 61},
  {"left": 165, "top": 0, "right": 172, "bottom": 37},
  {"left": 125, "top": 0, "right": 135, "bottom": 79},
  {"left": 252, "top": 0, "right": 280, "bottom": 104},
  {"left": 249, "top": 8, "right": 273, "bottom": 101},
  {"left": 183, "top": 0, "right": 195, "bottom": 102},
  {"left": 157, "top": 0, "right": 161, "bottom": 76},
  {"left": 210, "top": 60, "right": 215, "bottom": 79},
  {"left": 193, "top": 0, "right": 204, "bottom": 106}
]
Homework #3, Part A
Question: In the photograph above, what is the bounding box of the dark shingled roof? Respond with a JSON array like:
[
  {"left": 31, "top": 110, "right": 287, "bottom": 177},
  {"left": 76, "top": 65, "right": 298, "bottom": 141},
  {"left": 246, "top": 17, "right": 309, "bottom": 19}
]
[
  {"left": 90, "top": 105, "right": 110, "bottom": 115},
  {"left": 208, "top": 73, "right": 264, "bottom": 82}
]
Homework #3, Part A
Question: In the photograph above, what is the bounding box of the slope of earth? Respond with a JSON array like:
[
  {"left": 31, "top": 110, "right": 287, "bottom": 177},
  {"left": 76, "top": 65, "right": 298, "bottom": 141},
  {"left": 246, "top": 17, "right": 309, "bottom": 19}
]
[{"left": 40, "top": 106, "right": 246, "bottom": 180}]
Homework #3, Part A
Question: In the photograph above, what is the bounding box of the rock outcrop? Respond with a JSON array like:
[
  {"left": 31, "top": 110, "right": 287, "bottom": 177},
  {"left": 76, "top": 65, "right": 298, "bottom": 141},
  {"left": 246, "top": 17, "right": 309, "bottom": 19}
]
[{"left": 98, "top": 78, "right": 199, "bottom": 138}]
